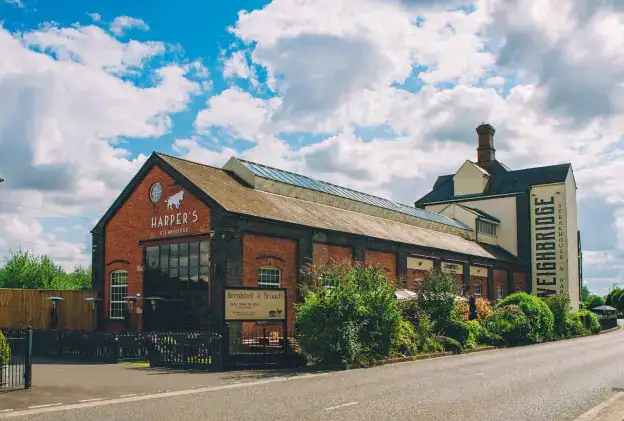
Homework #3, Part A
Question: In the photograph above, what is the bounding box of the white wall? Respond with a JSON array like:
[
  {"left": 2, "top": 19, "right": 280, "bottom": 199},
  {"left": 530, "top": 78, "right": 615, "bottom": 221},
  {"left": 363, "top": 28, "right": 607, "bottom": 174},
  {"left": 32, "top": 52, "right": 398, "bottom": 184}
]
[
  {"left": 425, "top": 196, "right": 518, "bottom": 256},
  {"left": 453, "top": 161, "right": 489, "bottom": 196}
]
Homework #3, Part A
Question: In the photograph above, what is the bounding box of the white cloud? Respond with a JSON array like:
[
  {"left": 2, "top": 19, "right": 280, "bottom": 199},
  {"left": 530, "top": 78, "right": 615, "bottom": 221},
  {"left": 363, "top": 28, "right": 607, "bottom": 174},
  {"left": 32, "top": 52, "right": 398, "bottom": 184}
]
[
  {"left": 0, "top": 19, "right": 203, "bottom": 270},
  {"left": 88, "top": 13, "right": 102, "bottom": 22},
  {"left": 109, "top": 16, "right": 150, "bottom": 36},
  {"left": 3, "top": 0, "right": 23, "bottom": 8}
]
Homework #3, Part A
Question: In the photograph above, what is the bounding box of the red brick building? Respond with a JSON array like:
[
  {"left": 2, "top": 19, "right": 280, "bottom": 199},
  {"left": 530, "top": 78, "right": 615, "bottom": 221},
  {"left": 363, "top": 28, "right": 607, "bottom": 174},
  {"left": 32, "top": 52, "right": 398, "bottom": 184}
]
[{"left": 91, "top": 150, "right": 527, "bottom": 333}]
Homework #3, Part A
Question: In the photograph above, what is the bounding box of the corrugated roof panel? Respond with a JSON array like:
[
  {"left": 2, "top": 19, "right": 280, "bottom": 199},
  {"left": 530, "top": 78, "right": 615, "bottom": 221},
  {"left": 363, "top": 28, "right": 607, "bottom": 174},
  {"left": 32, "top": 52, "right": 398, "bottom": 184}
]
[{"left": 237, "top": 159, "right": 469, "bottom": 230}]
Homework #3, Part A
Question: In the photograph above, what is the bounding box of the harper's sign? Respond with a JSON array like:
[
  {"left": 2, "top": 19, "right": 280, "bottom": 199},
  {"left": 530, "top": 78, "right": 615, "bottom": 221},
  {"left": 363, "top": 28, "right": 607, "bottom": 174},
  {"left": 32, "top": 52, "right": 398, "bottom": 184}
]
[
  {"left": 224, "top": 288, "right": 286, "bottom": 321},
  {"left": 441, "top": 261, "right": 463, "bottom": 275},
  {"left": 530, "top": 184, "right": 568, "bottom": 299},
  {"left": 148, "top": 183, "right": 200, "bottom": 237}
]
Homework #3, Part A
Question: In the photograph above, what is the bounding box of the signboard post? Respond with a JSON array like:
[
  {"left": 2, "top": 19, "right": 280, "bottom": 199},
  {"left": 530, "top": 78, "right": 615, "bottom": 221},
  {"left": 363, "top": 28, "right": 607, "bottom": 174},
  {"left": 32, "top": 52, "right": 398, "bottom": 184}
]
[{"left": 223, "top": 287, "right": 288, "bottom": 367}]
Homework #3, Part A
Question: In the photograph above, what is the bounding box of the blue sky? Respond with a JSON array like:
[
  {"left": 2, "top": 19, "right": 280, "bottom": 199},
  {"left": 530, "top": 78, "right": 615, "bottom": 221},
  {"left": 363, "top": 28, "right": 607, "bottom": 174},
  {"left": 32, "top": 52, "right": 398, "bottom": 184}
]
[{"left": 1, "top": 0, "right": 624, "bottom": 295}]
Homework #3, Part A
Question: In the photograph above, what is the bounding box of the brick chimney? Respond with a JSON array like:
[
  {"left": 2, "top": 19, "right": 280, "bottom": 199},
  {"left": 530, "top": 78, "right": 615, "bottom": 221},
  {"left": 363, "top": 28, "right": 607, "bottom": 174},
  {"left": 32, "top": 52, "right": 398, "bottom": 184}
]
[{"left": 476, "top": 123, "right": 496, "bottom": 164}]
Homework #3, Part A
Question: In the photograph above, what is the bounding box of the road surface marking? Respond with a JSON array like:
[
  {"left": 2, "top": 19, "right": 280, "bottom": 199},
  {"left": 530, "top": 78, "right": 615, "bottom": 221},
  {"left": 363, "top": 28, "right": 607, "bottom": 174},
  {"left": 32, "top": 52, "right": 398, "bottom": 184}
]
[
  {"left": 78, "top": 398, "right": 104, "bottom": 403},
  {"left": 0, "top": 411, "right": 13, "bottom": 414},
  {"left": 0, "top": 372, "right": 333, "bottom": 418},
  {"left": 325, "top": 402, "right": 358, "bottom": 411},
  {"left": 120, "top": 394, "right": 137, "bottom": 398},
  {"left": 26, "top": 404, "right": 62, "bottom": 409}
]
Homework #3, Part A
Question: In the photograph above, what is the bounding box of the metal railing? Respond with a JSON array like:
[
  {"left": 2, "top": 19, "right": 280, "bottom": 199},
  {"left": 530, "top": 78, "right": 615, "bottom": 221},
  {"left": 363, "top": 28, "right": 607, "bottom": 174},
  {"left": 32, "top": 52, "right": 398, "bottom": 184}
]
[{"left": 1, "top": 327, "right": 32, "bottom": 390}]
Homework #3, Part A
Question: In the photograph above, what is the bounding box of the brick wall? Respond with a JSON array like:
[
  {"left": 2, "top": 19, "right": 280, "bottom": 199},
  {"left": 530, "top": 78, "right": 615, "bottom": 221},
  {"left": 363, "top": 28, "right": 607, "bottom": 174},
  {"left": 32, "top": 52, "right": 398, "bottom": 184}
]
[
  {"left": 365, "top": 250, "right": 397, "bottom": 280},
  {"left": 312, "top": 243, "right": 353, "bottom": 264},
  {"left": 513, "top": 272, "right": 528, "bottom": 292},
  {"left": 242, "top": 234, "right": 298, "bottom": 332},
  {"left": 494, "top": 269, "right": 508, "bottom": 301},
  {"left": 104, "top": 165, "right": 211, "bottom": 330}
]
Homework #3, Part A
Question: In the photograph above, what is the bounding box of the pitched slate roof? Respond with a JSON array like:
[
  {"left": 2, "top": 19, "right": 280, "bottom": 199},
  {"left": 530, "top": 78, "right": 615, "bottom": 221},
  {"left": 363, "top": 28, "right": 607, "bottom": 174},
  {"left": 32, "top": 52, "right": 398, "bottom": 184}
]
[
  {"left": 456, "top": 204, "right": 501, "bottom": 223},
  {"left": 416, "top": 161, "right": 572, "bottom": 205},
  {"left": 235, "top": 158, "right": 469, "bottom": 230},
  {"left": 155, "top": 153, "right": 519, "bottom": 262}
]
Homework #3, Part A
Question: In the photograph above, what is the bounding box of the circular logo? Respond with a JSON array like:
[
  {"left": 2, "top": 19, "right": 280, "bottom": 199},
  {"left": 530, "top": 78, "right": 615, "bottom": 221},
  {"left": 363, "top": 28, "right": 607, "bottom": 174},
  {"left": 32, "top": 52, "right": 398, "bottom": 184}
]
[{"left": 149, "top": 183, "right": 162, "bottom": 203}]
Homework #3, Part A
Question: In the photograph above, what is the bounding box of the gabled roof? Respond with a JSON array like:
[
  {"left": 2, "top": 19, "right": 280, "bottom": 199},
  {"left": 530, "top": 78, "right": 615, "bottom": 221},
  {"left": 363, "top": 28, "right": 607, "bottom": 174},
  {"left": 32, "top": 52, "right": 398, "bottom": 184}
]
[
  {"left": 416, "top": 161, "right": 572, "bottom": 205},
  {"left": 143, "top": 153, "right": 520, "bottom": 262},
  {"left": 456, "top": 204, "right": 501, "bottom": 223}
]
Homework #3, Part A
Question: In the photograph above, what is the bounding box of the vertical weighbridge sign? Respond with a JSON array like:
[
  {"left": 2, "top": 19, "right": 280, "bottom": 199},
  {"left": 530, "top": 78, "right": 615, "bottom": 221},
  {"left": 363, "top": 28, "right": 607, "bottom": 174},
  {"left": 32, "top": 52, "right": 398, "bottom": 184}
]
[
  {"left": 224, "top": 288, "right": 286, "bottom": 321},
  {"left": 530, "top": 184, "right": 568, "bottom": 299}
]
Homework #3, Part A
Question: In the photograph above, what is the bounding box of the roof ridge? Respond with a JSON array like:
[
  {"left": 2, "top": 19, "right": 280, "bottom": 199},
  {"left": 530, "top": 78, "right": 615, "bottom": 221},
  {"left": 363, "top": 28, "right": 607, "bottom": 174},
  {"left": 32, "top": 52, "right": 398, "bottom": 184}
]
[
  {"left": 155, "top": 152, "right": 229, "bottom": 172},
  {"left": 238, "top": 157, "right": 422, "bottom": 211},
  {"left": 509, "top": 162, "right": 571, "bottom": 173}
]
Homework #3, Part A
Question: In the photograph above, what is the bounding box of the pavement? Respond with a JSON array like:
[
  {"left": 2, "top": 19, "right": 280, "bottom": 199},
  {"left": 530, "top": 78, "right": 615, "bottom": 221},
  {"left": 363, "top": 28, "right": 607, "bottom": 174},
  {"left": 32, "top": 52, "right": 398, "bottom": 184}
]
[{"left": 1, "top": 325, "right": 624, "bottom": 420}]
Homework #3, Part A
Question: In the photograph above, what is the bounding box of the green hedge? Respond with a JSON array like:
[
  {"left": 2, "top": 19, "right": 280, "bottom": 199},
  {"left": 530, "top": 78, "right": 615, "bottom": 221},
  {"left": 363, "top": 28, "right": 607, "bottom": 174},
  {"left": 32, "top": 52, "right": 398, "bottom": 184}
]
[
  {"left": 483, "top": 305, "right": 531, "bottom": 346},
  {"left": 578, "top": 310, "right": 601, "bottom": 334},
  {"left": 0, "top": 330, "right": 10, "bottom": 366},
  {"left": 497, "top": 292, "right": 554, "bottom": 342}
]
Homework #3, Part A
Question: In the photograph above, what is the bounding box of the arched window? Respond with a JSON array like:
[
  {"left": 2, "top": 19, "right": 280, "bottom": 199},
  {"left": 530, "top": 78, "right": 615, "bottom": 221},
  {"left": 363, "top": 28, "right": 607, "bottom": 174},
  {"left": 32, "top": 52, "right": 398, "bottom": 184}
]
[
  {"left": 258, "top": 267, "right": 281, "bottom": 288},
  {"left": 110, "top": 270, "right": 128, "bottom": 320},
  {"left": 497, "top": 285, "right": 504, "bottom": 301}
]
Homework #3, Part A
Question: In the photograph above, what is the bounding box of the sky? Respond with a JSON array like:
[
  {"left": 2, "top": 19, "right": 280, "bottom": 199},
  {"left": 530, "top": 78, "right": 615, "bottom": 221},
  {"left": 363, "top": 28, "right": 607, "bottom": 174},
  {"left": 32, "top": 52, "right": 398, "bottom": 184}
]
[{"left": 0, "top": 0, "right": 623, "bottom": 296}]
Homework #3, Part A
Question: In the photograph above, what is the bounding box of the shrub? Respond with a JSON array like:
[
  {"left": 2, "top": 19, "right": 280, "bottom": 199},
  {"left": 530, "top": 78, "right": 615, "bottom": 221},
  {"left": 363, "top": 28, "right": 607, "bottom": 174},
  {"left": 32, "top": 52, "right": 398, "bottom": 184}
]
[
  {"left": 454, "top": 298, "right": 470, "bottom": 321},
  {"left": 439, "top": 320, "right": 472, "bottom": 350},
  {"left": 397, "top": 302, "right": 444, "bottom": 354},
  {"left": 497, "top": 292, "right": 554, "bottom": 342},
  {"left": 435, "top": 336, "right": 462, "bottom": 353},
  {"left": 578, "top": 309, "right": 601, "bottom": 334},
  {"left": 391, "top": 319, "right": 419, "bottom": 357},
  {"left": 586, "top": 294, "right": 605, "bottom": 309},
  {"left": 296, "top": 260, "right": 404, "bottom": 366},
  {"left": 483, "top": 305, "right": 532, "bottom": 346},
  {"left": 475, "top": 297, "right": 493, "bottom": 322},
  {"left": 465, "top": 319, "right": 499, "bottom": 346},
  {"left": 413, "top": 269, "right": 461, "bottom": 326},
  {"left": 565, "top": 313, "right": 585, "bottom": 337},
  {"left": 545, "top": 294, "right": 570, "bottom": 339},
  {"left": 0, "top": 330, "right": 10, "bottom": 366}
]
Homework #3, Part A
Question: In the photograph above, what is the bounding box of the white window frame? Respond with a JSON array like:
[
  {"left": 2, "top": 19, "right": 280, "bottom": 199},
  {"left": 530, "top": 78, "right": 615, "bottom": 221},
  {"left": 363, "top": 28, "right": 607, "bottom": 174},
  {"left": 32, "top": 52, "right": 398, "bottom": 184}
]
[
  {"left": 110, "top": 270, "right": 128, "bottom": 320},
  {"left": 477, "top": 220, "right": 496, "bottom": 236},
  {"left": 474, "top": 284, "right": 482, "bottom": 297},
  {"left": 258, "top": 267, "right": 281, "bottom": 289},
  {"left": 497, "top": 285, "right": 504, "bottom": 301}
]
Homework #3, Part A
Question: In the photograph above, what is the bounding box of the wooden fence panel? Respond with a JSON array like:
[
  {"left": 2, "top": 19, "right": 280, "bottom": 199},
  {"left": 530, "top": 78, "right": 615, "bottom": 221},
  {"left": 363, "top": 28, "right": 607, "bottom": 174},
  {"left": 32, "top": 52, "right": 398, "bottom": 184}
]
[{"left": 0, "top": 289, "right": 94, "bottom": 330}]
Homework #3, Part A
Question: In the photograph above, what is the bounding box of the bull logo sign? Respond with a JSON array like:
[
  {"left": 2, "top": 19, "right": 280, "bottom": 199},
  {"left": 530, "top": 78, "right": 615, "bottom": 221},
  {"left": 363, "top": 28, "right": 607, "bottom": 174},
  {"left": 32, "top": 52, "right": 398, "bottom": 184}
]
[
  {"left": 166, "top": 190, "right": 185, "bottom": 210},
  {"left": 150, "top": 189, "right": 198, "bottom": 236}
]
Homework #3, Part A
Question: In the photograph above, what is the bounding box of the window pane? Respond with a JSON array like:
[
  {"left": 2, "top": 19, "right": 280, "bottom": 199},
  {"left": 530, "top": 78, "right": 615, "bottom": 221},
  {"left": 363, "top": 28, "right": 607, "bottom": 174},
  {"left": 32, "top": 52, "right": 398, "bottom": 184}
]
[
  {"left": 146, "top": 247, "right": 159, "bottom": 269},
  {"left": 199, "top": 265, "right": 210, "bottom": 283},
  {"left": 169, "top": 244, "right": 179, "bottom": 268},
  {"left": 160, "top": 245, "right": 169, "bottom": 272},
  {"left": 179, "top": 243, "right": 189, "bottom": 268},
  {"left": 169, "top": 268, "right": 179, "bottom": 279},
  {"left": 189, "top": 265, "right": 199, "bottom": 282},
  {"left": 179, "top": 266, "right": 189, "bottom": 282},
  {"left": 190, "top": 242, "right": 199, "bottom": 267},
  {"left": 200, "top": 241, "right": 210, "bottom": 265},
  {"left": 258, "top": 267, "right": 281, "bottom": 288}
]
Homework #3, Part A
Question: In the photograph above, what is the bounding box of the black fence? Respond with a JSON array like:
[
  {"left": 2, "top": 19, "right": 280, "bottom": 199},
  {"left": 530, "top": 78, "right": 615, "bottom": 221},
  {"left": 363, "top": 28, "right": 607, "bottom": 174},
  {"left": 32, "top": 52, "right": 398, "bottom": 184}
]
[
  {"left": 148, "top": 332, "right": 223, "bottom": 369},
  {"left": 1, "top": 328, "right": 32, "bottom": 390},
  {"left": 598, "top": 317, "right": 618, "bottom": 331},
  {"left": 226, "top": 324, "right": 305, "bottom": 368}
]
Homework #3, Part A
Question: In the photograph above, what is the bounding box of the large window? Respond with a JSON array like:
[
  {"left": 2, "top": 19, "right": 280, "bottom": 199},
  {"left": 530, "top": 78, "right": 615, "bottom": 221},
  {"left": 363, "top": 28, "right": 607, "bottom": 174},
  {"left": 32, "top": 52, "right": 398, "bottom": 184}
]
[
  {"left": 110, "top": 270, "right": 128, "bottom": 319},
  {"left": 258, "top": 267, "right": 281, "bottom": 288},
  {"left": 144, "top": 240, "right": 210, "bottom": 295},
  {"left": 477, "top": 220, "right": 496, "bottom": 236}
]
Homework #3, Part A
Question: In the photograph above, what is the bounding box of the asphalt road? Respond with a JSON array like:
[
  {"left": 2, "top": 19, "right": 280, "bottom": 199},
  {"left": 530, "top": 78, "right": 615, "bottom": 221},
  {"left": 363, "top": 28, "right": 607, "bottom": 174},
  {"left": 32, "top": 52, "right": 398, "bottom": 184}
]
[{"left": 5, "top": 327, "right": 624, "bottom": 421}]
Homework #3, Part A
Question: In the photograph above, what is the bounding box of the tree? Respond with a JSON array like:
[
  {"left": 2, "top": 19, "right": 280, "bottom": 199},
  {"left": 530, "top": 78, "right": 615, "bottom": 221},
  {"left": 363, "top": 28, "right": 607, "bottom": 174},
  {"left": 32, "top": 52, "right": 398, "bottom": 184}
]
[
  {"left": 581, "top": 284, "right": 590, "bottom": 303},
  {"left": 0, "top": 250, "right": 91, "bottom": 290},
  {"left": 586, "top": 294, "right": 605, "bottom": 309},
  {"left": 412, "top": 269, "right": 461, "bottom": 327}
]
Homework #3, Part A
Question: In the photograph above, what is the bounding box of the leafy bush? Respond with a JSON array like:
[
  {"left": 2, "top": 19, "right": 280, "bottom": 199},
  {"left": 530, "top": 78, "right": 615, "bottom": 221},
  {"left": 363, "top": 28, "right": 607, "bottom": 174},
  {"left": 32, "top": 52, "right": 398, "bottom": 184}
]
[
  {"left": 497, "top": 292, "right": 554, "bottom": 342},
  {"left": 391, "top": 319, "right": 419, "bottom": 357},
  {"left": 296, "top": 260, "right": 405, "bottom": 366},
  {"left": 0, "top": 330, "right": 11, "bottom": 366},
  {"left": 565, "top": 313, "right": 585, "bottom": 337},
  {"left": 435, "top": 336, "right": 462, "bottom": 353},
  {"left": 412, "top": 269, "right": 461, "bottom": 326},
  {"left": 586, "top": 294, "right": 605, "bottom": 309},
  {"left": 439, "top": 320, "right": 473, "bottom": 350},
  {"left": 475, "top": 297, "right": 493, "bottom": 322},
  {"left": 454, "top": 298, "right": 470, "bottom": 321},
  {"left": 483, "top": 305, "right": 532, "bottom": 346},
  {"left": 545, "top": 294, "right": 570, "bottom": 339},
  {"left": 465, "top": 320, "right": 499, "bottom": 346},
  {"left": 397, "top": 301, "right": 444, "bottom": 353},
  {"left": 578, "top": 309, "right": 601, "bottom": 334}
]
